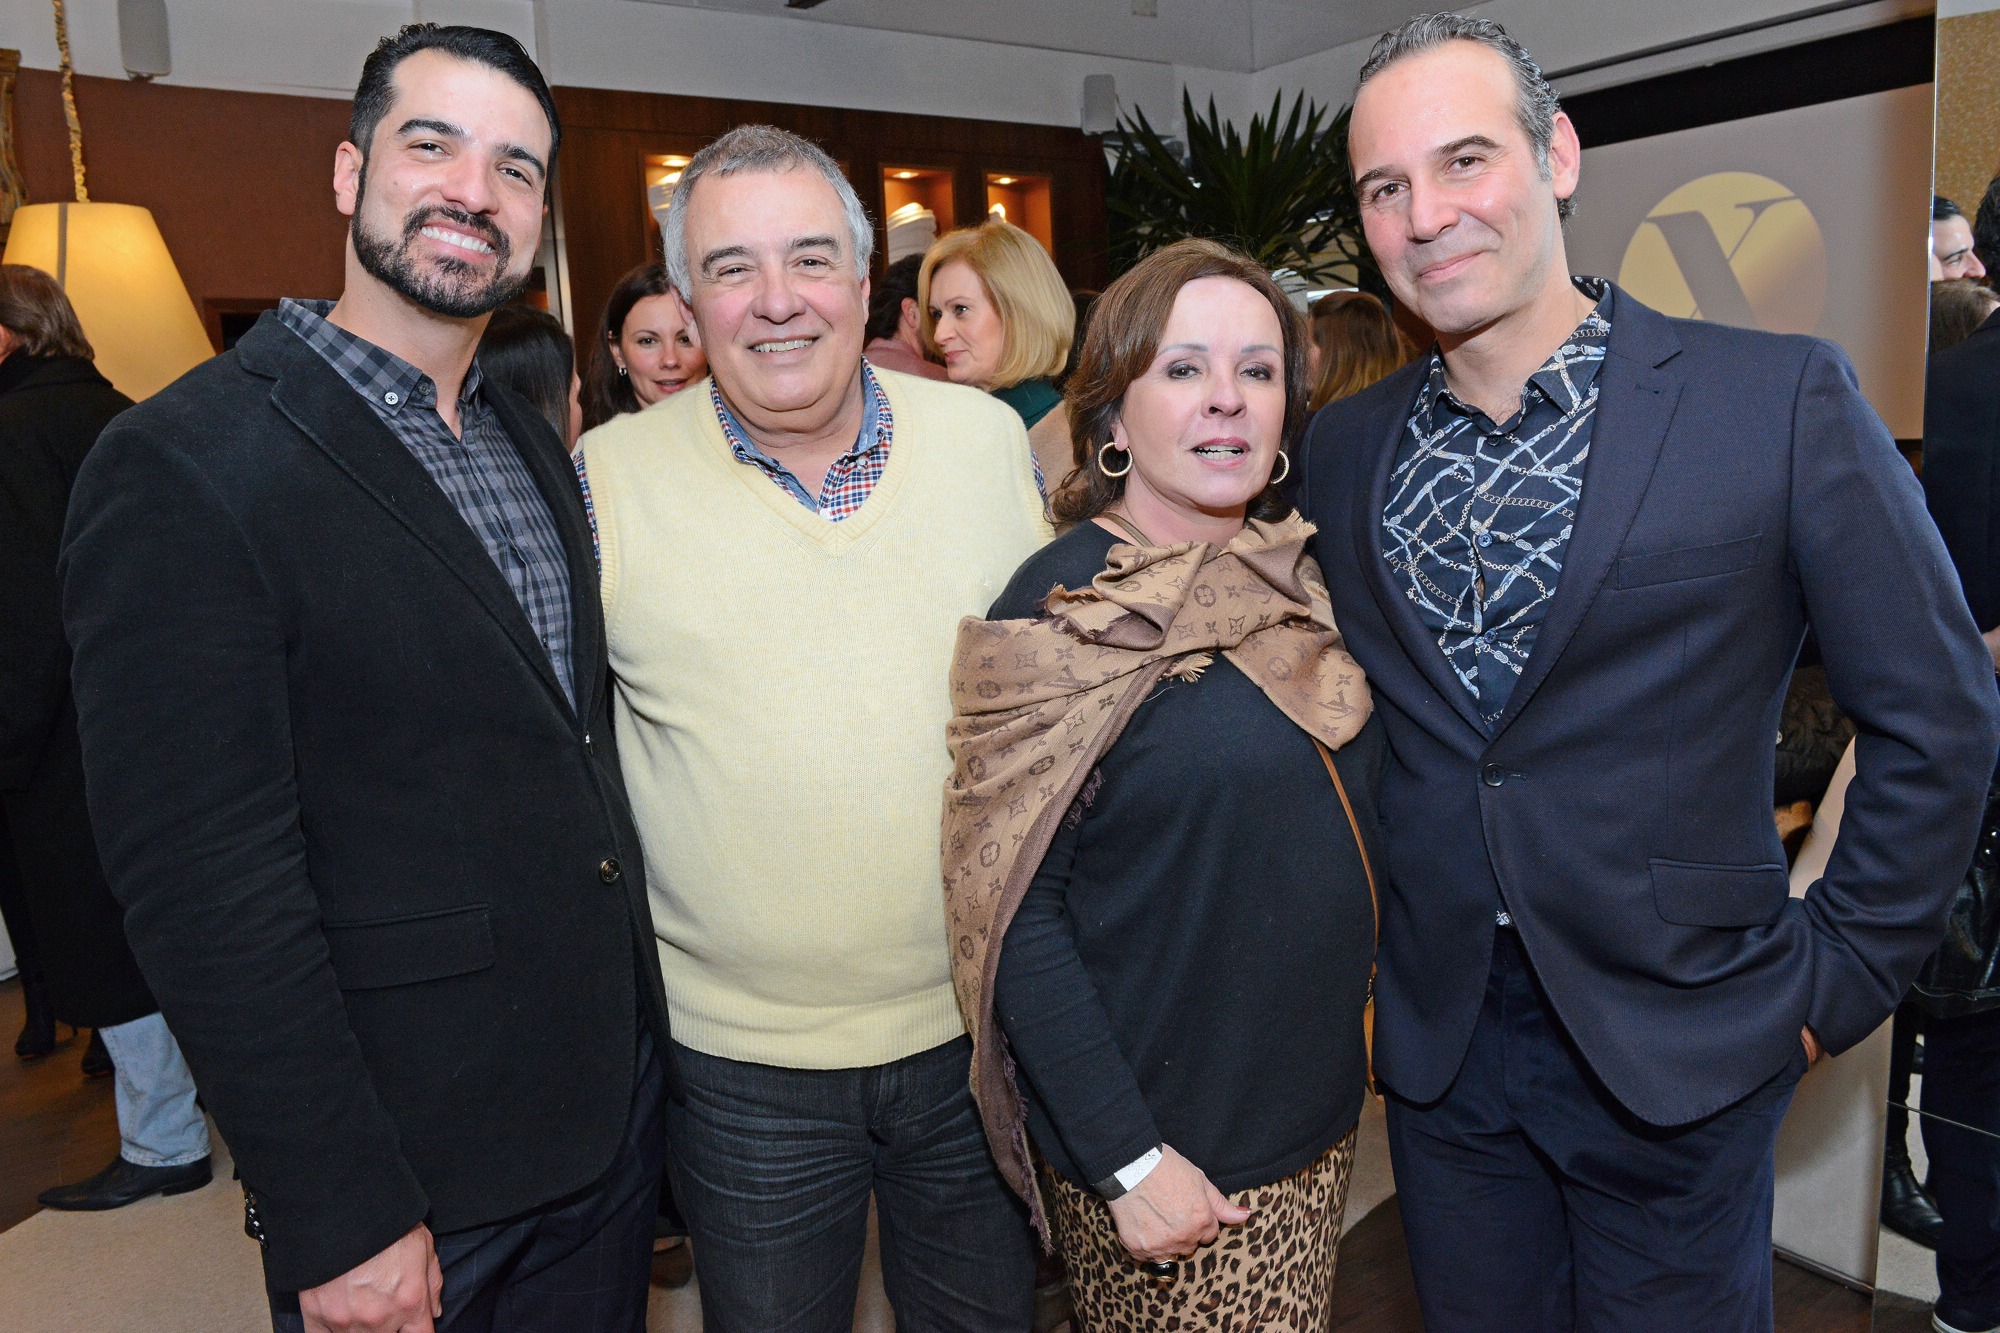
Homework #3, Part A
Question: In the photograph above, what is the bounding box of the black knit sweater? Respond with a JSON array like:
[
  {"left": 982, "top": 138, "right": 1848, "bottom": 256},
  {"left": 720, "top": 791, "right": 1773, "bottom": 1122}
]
[{"left": 989, "top": 521, "right": 1382, "bottom": 1193}]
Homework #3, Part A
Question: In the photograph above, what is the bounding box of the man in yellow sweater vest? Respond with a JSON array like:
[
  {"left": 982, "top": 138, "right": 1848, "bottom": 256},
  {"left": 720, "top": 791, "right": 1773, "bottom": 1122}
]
[{"left": 574, "top": 126, "right": 1050, "bottom": 1331}]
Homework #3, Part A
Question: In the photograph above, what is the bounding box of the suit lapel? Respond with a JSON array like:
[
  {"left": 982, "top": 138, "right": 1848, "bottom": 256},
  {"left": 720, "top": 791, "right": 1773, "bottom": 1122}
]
[
  {"left": 1351, "top": 361, "right": 1491, "bottom": 736},
  {"left": 1487, "top": 290, "right": 1684, "bottom": 735},
  {"left": 246, "top": 318, "right": 579, "bottom": 721}
]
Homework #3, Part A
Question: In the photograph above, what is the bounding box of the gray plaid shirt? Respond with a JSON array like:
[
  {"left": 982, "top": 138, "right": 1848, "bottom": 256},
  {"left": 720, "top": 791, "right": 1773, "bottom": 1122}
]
[
  {"left": 278, "top": 299, "right": 575, "bottom": 708},
  {"left": 1382, "top": 277, "right": 1611, "bottom": 729}
]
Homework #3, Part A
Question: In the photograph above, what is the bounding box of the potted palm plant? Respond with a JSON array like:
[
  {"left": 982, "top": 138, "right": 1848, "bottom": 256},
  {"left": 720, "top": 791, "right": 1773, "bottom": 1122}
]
[{"left": 1107, "top": 90, "right": 1381, "bottom": 298}]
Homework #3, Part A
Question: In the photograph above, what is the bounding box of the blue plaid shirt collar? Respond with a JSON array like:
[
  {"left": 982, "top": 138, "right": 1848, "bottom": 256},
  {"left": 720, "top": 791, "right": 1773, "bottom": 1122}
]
[
  {"left": 278, "top": 298, "right": 485, "bottom": 418},
  {"left": 1413, "top": 277, "right": 1612, "bottom": 435},
  {"left": 710, "top": 361, "right": 891, "bottom": 514}
]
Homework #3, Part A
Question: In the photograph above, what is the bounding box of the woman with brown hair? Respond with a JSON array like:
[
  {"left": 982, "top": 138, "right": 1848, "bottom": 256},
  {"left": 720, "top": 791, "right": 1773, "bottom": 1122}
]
[
  {"left": 943, "top": 238, "right": 1384, "bottom": 1328},
  {"left": 0, "top": 263, "right": 216, "bottom": 1207},
  {"left": 1306, "top": 289, "right": 1410, "bottom": 415},
  {"left": 581, "top": 261, "right": 707, "bottom": 432},
  {"left": 922, "top": 220, "right": 1077, "bottom": 490}
]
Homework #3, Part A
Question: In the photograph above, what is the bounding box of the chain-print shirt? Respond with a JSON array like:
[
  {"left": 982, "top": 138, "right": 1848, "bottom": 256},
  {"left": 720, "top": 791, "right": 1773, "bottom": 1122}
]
[{"left": 1381, "top": 277, "right": 1612, "bottom": 729}]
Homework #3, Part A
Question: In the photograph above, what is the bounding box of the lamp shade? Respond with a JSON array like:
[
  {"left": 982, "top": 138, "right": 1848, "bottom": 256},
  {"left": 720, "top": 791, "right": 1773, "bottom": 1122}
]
[{"left": 2, "top": 201, "right": 212, "bottom": 400}]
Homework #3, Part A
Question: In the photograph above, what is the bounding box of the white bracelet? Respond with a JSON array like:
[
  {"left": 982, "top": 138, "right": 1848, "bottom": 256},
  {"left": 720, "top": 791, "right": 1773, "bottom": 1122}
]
[{"left": 1113, "top": 1146, "right": 1164, "bottom": 1193}]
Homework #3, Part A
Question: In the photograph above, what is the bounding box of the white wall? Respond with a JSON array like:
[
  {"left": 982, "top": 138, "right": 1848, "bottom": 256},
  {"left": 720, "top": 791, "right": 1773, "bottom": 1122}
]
[
  {"left": 539, "top": 0, "right": 1230, "bottom": 133},
  {"left": 0, "top": 0, "right": 1918, "bottom": 138},
  {"left": 0, "top": 0, "right": 1236, "bottom": 133},
  {"left": 0, "top": 0, "right": 532, "bottom": 98},
  {"left": 1251, "top": 0, "right": 1929, "bottom": 111}
]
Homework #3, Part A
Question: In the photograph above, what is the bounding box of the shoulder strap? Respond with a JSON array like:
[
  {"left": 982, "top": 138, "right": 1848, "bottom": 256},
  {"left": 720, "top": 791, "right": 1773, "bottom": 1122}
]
[
  {"left": 1098, "top": 512, "right": 1153, "bottom": 548},
  {"left": 1317, "top": 738, "right": 1379, "bottom": 1088},
  {"left": 1315, "top": 739, "right": 1378, "bottom": 948}
]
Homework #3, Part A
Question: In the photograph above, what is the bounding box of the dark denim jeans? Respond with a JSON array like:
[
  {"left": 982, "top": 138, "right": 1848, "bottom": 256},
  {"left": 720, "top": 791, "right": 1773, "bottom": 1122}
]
[
  {"left": 664, "top": 1034, "right": 1035, "bottom": 1333},
  {"left": 1925, "top": 1006, "right": 2000, "bottom": 1330}
]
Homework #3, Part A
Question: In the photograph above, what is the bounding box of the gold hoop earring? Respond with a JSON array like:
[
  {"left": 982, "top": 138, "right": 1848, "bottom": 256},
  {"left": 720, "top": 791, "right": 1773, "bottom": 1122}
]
[
  {"left": 1098, "top": 441, "right": 1132, "bottom": 478},
  {"left": 1270, "top": 451, "right": 1290, "bottom": 486}
]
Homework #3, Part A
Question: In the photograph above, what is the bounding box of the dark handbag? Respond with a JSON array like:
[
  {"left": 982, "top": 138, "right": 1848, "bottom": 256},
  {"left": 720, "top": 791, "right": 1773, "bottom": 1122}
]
[{"left": 1911, "top": 777, "right": 2000, "bottom": 1019}]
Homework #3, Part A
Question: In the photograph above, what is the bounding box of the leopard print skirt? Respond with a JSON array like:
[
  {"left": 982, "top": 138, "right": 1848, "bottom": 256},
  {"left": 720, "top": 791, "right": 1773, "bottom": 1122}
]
[{"left": 1042, "top": 1129, "right": 1357, "bottom": 1333}]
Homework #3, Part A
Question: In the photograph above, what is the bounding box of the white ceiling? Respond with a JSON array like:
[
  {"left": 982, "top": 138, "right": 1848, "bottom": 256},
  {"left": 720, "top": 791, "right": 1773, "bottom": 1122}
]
[{"left": 620, "top": 0, "right": 1451, "bottom": 73}]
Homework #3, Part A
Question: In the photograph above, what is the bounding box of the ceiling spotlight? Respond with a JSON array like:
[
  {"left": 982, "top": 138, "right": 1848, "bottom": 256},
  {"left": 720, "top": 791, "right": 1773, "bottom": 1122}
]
[
  {"left": 895, "top": 171, "right": 918, "bottom": 180},
  {"left": 994, "top": 176, "right": 1016, "bottom": 186}
]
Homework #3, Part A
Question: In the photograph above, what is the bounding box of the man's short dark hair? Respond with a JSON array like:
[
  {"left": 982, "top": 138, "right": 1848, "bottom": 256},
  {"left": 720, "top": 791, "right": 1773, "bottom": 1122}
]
[
  {"left": 866, "top": 255, "right": 925, "bottom": 344},
  {"left": 1974, "top": 176, "right": 2000, "bottom": 277},
  {"left": 350, "top": 25, "right": 560, "bottom": 181},
  {"left": 1356, "top": 12, "right": 1573, "bottom": 221},
  {"left": 1936, "top": 195, "right": 1965, "bottom": 223}
]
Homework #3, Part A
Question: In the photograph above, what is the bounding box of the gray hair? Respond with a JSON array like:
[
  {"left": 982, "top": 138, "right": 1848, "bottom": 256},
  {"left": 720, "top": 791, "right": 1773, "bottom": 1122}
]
[
  {"left": 1357, "top": 13, "right": 1574, "bottom": 221},
  {"left": 662, "top": 124, "right": 875, "bottom": 296}
]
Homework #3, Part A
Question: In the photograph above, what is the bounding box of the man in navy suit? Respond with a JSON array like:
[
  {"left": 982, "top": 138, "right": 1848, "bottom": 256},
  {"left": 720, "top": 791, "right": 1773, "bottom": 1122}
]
[{"left": 1297, "top": 15, "right": 2000, "bottom": 1331}]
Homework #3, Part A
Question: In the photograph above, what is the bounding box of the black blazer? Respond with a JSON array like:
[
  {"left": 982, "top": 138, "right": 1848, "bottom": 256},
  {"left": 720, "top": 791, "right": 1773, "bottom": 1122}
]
[
  {"left": 1923, "top": 311, "right": 2000, "bottom": 631},
  {"left": 1297, "top": 287, "right": 2000, "bottom": 1126},
  {"left": 60, "top": 313, "right": 668, "bottom": 1292}
]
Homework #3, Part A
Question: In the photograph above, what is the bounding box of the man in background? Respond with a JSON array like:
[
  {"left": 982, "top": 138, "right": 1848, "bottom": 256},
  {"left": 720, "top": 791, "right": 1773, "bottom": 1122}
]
[
  {"left": 1920, "top": 207, "right": 2000, "bottom": 1333},
  {"left": 1937, "top": 195, "right": 1988, "bottom": 282},
  {"left": 864, "top": 253, "right": 949, "bottom": 380},
  {"left": 1972, "top": 176, "right": 2000, "bottom": 282}
]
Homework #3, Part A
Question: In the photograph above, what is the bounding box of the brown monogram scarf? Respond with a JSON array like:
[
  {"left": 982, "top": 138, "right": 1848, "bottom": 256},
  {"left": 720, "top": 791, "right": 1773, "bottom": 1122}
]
[{"left": 940, "top": 514, "right": 1372, "bottom": 1234}]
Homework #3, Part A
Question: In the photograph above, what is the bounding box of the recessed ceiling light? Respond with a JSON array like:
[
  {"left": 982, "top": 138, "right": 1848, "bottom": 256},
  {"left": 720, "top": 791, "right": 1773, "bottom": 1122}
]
[
  {"left": 995, "top": 176, "right": 1015, "bottom": 186},
  {"left": 894, "top": 171, "right": 918, "bottom": 180}
]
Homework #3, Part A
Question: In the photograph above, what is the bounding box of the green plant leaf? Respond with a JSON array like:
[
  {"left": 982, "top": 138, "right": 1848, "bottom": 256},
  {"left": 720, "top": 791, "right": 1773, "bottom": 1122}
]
[{"left": 1107, "top": 89, "right": 1383, "bottom": 298}]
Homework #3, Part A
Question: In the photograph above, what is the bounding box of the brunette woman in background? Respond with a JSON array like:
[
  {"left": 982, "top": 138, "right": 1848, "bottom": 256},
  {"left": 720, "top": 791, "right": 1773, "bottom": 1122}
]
[{"left": 582, "top": 261, "right": 707, "bottom": 432}]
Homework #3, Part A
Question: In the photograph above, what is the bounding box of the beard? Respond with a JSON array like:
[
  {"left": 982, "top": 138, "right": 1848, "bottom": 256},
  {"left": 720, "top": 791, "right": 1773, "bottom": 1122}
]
[{"left": 351, "top": 170, "right": 528, "bottom": 319}]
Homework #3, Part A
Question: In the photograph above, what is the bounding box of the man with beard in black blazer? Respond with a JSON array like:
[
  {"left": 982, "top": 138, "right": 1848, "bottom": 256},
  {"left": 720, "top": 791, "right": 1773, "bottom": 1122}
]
[
  {"left": 60, "top": 25, "right": 666, "bottom": 1333},
  {"left": 1297, "top": 14, "right": 1999, "bottom": 1332}
]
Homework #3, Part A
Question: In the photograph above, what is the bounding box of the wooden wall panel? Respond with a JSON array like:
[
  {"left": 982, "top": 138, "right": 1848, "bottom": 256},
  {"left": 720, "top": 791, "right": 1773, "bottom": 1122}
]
[
  {"left": 553, "top": 85, "right": 1108, "bottom": 344},
  {"left": 5, "top": 71, "right": 1108, "bottom": 357},
  {"left": 13, "top": 70, "right": 350, "bottom": 346}
]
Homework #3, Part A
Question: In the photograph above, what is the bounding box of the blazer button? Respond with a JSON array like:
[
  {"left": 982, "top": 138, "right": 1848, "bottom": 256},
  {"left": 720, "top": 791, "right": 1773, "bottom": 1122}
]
[
  {"left": 599, "top": 858, "right": 622, "bottom": 884},
  {"left": 1482, "top": 764, "right": 1506, "bottom": 788}
]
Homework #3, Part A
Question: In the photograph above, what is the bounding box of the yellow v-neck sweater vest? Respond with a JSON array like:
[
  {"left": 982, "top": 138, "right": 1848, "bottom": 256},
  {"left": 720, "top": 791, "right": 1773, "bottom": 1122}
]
[{"left": 581, "top": 369, "right": 1051, "bottom": 1068}]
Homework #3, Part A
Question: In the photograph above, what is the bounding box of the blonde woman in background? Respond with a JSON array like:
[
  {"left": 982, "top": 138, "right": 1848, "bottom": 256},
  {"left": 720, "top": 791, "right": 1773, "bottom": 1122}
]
[
  {"left": 923, "top": 220, "right": 1076, "bottom": 491},
  {"left": 1306, "top": 289, "right": 1410, "bottom": 418}
]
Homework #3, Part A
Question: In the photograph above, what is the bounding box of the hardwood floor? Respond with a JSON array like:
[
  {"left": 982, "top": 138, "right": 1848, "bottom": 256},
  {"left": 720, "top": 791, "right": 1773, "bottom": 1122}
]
[
  {"left": 0, "top": 974, "right": 1891, "bottom": 1331},
  {"left": 1332, "top": 1196, "right": 1424, "bottom": 1332},
  {"left": 0, "top": 976, "right": 120, "bottom": 1233},
  {"left": 1876, "top": 1289, "right": 1943, "bottom": 1333}
]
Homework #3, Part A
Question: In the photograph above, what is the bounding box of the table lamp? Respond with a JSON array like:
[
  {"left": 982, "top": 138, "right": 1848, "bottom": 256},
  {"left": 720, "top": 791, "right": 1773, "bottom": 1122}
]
[
  {"left": 1, "top": 0, "right": 211, "bottom": 400},
  {"left": 4, "top": 199, "right": 211, "bottom": 400}
]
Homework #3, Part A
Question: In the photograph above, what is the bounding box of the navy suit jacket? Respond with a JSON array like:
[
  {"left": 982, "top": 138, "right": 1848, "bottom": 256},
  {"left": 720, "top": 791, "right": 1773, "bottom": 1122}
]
[{"left": 1297, "top": 286, "right": 2000, "bottom": 1125}]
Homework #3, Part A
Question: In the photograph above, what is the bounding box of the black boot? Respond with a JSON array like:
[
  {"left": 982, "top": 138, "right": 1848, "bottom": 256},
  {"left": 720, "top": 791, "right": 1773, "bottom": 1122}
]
[
  {"left": 80, "top": 1028, "right": 113, "bottom": 1079},
  {"left": 1882, "top": 1141, "right": 1944, "bottom": 1249},
  {"left": 14, "top": 971, "right": 56, "bottom": 1060}
]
